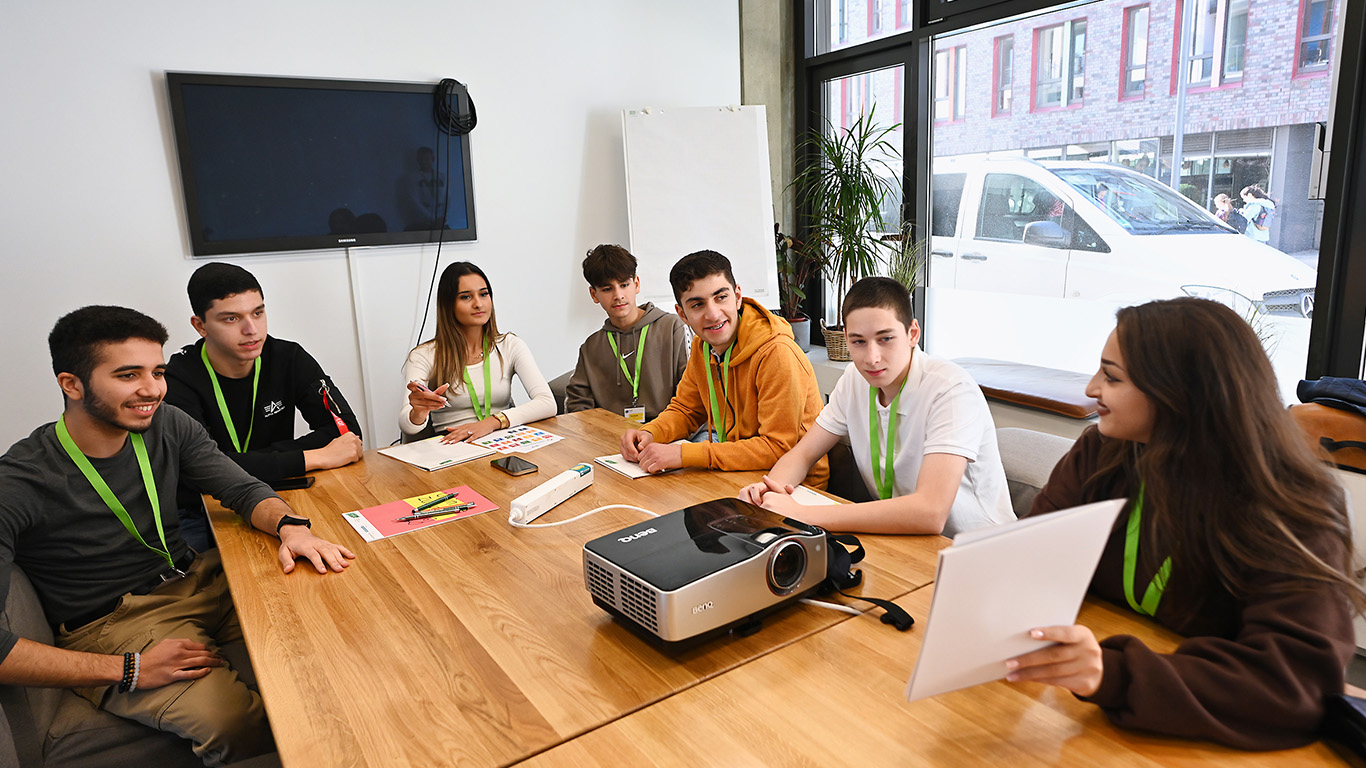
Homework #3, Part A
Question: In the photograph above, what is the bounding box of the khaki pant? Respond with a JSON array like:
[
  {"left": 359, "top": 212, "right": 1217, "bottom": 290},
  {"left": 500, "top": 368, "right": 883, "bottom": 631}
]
[{"left": 56, "top": 549, "right": 274, "bottom": 767}]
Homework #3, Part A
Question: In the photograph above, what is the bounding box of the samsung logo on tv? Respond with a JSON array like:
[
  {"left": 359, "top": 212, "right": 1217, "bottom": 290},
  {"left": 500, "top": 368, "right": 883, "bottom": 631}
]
[{"left": 337, "top": 238, "right": 357, "bottom": 243}]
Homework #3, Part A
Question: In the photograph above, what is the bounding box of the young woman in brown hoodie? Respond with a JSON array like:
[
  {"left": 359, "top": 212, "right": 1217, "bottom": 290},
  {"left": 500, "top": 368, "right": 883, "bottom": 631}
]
[{"left": 1009, "top": 297, "right": 1364, "bottom": 750}]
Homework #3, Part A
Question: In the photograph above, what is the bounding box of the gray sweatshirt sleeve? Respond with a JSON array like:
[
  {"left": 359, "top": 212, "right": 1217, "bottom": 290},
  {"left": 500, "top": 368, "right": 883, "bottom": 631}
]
[
  {"left": 164, "top": 406, "right": 280, "bottom": 528},
  {"left": 0, "top": 480, "right": 26, "bottom": 661}
]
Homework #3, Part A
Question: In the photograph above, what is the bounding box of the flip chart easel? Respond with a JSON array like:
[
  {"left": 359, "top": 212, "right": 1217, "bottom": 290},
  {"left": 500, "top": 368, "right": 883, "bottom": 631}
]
[{"left": 622, "top": 106, "right": 779, "bottom": 310}]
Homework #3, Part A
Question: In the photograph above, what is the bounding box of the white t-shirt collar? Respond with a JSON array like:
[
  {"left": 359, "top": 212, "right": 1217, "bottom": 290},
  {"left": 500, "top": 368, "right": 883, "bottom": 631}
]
[{"left": 873, "top": 349, "right": 925, "bottom": 416}]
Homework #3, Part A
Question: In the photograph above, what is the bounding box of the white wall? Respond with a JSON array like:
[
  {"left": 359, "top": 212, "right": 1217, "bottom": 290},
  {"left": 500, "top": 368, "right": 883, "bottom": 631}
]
[{"left": 0, "top": 0, "right": 740, "bottom": 447}]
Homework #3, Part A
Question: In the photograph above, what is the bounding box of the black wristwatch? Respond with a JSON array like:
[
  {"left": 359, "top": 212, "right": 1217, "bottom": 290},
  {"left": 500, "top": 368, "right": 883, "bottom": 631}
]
[{"left": 276, "top": 515, "right": 313, "bottom": 534}]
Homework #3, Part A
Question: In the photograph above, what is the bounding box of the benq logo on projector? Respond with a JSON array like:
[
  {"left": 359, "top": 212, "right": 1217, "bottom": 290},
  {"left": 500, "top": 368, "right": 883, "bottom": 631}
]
[
  {"left": 691, "top": 601, "right": 714, "bottom": 614},
  {"left": 618, "top": 527, "right": 658, "bottom": 543}
]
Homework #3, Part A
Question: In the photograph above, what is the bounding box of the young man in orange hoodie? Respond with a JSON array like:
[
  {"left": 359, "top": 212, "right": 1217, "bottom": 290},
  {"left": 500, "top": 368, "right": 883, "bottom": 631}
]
[{"left": 619, "top": 250, "right": 828, "bottom": 487}]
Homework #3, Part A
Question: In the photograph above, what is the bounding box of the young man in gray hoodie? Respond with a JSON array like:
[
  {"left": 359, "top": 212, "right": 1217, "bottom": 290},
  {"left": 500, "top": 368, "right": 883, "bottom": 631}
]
[{"left": 565, "top": 244, "right": 689, "bottom": 423}]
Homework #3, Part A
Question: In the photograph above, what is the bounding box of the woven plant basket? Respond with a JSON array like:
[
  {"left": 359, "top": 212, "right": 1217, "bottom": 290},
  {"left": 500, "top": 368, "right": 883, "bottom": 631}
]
[{"left": 821, "top": 319, "right": 850, "bottom": 361}]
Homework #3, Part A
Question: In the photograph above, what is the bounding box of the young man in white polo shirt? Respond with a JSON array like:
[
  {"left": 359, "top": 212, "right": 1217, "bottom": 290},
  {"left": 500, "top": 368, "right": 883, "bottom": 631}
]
[{"left": 739, "top": 277, "right": 1013, "bottom": 536}]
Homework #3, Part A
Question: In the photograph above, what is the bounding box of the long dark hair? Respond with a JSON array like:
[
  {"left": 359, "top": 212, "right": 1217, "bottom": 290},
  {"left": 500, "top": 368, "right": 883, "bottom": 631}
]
[
  {"left": 1083, "top": 298, "right": 1363, "bottom": 624},
  {"left": 417, "top": 261, "right": 504, "bottom": 391}
]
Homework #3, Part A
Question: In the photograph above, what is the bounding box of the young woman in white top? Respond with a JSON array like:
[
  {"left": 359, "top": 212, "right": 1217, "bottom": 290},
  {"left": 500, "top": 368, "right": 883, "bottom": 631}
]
[{"left": 401, "top": 262, "right": 555, "bottom": 442}]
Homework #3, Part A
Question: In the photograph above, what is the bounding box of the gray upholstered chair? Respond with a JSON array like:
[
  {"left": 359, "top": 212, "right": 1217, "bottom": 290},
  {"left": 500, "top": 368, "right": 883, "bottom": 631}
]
[
  {"left": 548, "top": 370, "right": 573, "bottom": 415},
  {"left": 0, "top": 566, "right": 281, "bottom": 767},
  {"left": 995, "top": 426, "right": 1076, "bottom": 516}
]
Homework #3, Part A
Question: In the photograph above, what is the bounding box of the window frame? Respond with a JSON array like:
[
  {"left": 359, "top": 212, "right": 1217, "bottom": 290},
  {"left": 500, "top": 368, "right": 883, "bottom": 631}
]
[
  {"left": 1171, "top": 0, "right": 1247, "bottom": 94},
  {"left": 993, "top": 34, "right": 1014, "bottom": 117},
  {"left": 1120, "top": 4, "right": 1149, "bottom": 100},
  {"left": 1295, "top": 0, "right": 1335, "bottom": 78},
  {"left": 934, "top": 44, "right": 968, "bottom": 123},
  {"left": 1032, "top": 18, "right": 1087, "bottom": 112}
]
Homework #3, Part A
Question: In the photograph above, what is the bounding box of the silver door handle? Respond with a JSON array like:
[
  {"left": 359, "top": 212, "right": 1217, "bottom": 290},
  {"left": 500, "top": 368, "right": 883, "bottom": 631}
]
[
  {"left": 961, "top": 253, "right": 988, "bottom": 261},
  {"left": 932, "top": 251, "right": 953, "bottom": 258}
]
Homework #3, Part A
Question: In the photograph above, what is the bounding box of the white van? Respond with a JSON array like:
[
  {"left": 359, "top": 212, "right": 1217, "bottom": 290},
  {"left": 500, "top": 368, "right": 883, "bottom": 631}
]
[{"left": 930, "top": 156, "right": 1316, "bottom": 316}]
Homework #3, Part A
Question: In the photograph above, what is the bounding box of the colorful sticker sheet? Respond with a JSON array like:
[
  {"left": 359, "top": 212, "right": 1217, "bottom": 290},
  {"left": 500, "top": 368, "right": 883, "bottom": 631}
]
[{"left": 471, "top": 425, "right": 564, "bottom": 454}]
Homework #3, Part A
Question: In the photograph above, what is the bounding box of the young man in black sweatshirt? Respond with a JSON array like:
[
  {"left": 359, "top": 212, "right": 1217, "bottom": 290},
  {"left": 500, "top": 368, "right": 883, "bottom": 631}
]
[{"left": 165, "top": 263, "right": 363, "bottom": 546}]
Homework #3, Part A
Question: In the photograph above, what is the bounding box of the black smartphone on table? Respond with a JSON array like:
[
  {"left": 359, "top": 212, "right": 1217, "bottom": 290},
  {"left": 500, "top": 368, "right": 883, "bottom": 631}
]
[
  {"left": 491, "top": 456, "right": 538, "bottom": 476},
  {"left": 269, "top": 476, "right": 315, "bottom": 491}
]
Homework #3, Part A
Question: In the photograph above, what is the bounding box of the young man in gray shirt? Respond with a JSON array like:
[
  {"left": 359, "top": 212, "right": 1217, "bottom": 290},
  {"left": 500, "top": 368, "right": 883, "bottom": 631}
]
[{"left": 0, "top": 306, "right": 354, "bottom": 766}]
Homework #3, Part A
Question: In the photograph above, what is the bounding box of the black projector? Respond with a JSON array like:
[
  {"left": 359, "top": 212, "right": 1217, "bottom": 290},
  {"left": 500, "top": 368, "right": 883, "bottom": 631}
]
[{"left": 582, "top": 498, "right": 828, "bottom": 643}]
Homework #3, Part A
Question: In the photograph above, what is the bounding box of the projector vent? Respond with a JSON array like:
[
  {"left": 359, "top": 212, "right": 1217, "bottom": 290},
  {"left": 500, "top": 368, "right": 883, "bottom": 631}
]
[
  {"left": 585, "top": 560, "right": 615, "bottom": 604},
  {"left": 619, "top": 572, "right": 658, "bottom": 632}
]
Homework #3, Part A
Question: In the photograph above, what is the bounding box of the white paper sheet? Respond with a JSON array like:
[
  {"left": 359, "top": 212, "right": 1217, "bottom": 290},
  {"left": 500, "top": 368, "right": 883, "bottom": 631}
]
[
  {"left": 593, "top": 453, "right": 657, "bottom": 479},
  {"left": 905, "top": 498, "right": 1125, "bottom": 702}
]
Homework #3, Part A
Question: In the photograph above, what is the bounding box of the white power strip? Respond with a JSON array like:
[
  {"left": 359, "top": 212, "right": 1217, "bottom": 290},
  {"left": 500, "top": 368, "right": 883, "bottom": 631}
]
[{"left": 510, "top": 463, "right": 594, "bottom": 524}]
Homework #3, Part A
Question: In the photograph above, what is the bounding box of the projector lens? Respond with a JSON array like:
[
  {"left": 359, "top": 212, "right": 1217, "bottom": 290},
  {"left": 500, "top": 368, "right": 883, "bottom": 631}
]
[{"left": 768, "top": 541, "right": 807, "bottom": 594}]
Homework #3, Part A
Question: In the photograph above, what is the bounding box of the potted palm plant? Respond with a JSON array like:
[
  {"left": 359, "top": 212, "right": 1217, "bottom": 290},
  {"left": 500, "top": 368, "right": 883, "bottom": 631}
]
[
  {"left": 788, "top": 107, "right": 902, "bottom": 360},
  {"left": 885, "top": 219, "right": 926, "bottom": 299}
]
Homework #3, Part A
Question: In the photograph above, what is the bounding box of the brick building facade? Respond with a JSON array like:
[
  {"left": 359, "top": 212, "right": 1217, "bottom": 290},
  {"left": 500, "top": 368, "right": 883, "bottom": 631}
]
[{"left": 830, "top": 0, "right": 1338, "bottom": 251}]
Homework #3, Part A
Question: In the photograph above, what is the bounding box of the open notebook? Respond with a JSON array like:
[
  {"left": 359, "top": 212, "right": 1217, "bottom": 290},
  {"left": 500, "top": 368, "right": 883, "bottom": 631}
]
[{"left": 378, "top": 436, "right": 495, "bottom": 471}]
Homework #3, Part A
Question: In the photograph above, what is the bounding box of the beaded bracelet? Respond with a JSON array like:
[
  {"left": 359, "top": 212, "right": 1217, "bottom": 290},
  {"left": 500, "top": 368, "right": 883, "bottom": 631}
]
[
  {"left": 117, "top": 652, "right": 134, "bottom": 693},
  {"left": 129, "top": 652, "right": 141, "bottom": 692}
]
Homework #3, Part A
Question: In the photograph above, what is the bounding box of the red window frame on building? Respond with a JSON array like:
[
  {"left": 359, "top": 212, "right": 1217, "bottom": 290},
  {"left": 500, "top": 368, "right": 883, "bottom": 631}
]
[
  {"left": 1294, "top": 0, "right": 1335, "bottom": 78},
  {"left": 934, "top": 45, "right": 967, "bottom": 124},
  {"left": 1031, "top": 18, "right": 1087, "bottom": 113},
  {"left": 992, "top": 35, "right": 1013, "bottom": 117},
  {"left": 1170, "top": 0, "right": 1247, "bottom": 95},
  {"left": 895, "top": 0, "right": 911, "bottom": 30},
  {"left": 1120, "top": 5, "right": 1149, "bottom": 101}
]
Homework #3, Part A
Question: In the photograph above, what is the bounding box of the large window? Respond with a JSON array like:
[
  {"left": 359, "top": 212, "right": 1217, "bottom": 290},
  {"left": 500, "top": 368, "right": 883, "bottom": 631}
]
[
  {"left": 1185, "top": 0, "right": 1248, "bottom": 87},
  {"left": 994, "top": 35, "right": 1014, "bottom": 115},
  {"left": 1034, "top": 19, "right": 1086, "bottom": 110},
  {"left": 798, "top": 0, "right": 1366, "bottom": 384},
  {"left": 1122, "top": 5, "right": 1149, "bottom": 98}
]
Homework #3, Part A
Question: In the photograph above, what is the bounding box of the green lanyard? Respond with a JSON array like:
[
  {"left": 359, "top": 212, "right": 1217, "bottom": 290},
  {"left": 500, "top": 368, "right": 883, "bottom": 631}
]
[
  {"left": 462, "top": 337, "right": 494, "bottom": 421},
  {"left": 55, "top": 415, "right": 175, "bottom": 570},
  {"left": 201, "top": 344, "right": 259, "bottom": 453},
  {"left": 702, "top": 343, "right": 732, "bottom": 443},
  {"left": 868, "top": 382, "right": 904, "bottom": 500},
  {"left": 606, "top": 325, "right": 650, "bottom": 403},
  {"left": 1123, "top": 483, "right": 1172, "bottom": 617}
]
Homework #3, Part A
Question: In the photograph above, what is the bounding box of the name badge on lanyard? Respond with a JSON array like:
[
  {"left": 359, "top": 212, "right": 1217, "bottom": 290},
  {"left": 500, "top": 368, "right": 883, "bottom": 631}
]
[{"left": 608, "top": 326, "right": 651, "bottom": 424}]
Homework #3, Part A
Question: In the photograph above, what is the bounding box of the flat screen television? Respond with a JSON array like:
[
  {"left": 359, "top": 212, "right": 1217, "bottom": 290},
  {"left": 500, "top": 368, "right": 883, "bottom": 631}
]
[{"left": 166, "top": 72, "right": 476, "bottom": 257}]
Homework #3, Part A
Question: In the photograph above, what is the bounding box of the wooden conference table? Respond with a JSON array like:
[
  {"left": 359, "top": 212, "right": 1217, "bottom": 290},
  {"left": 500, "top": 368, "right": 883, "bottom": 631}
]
[{"left": 206, "top": 410, "right": 1339, "bottom": 767}]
